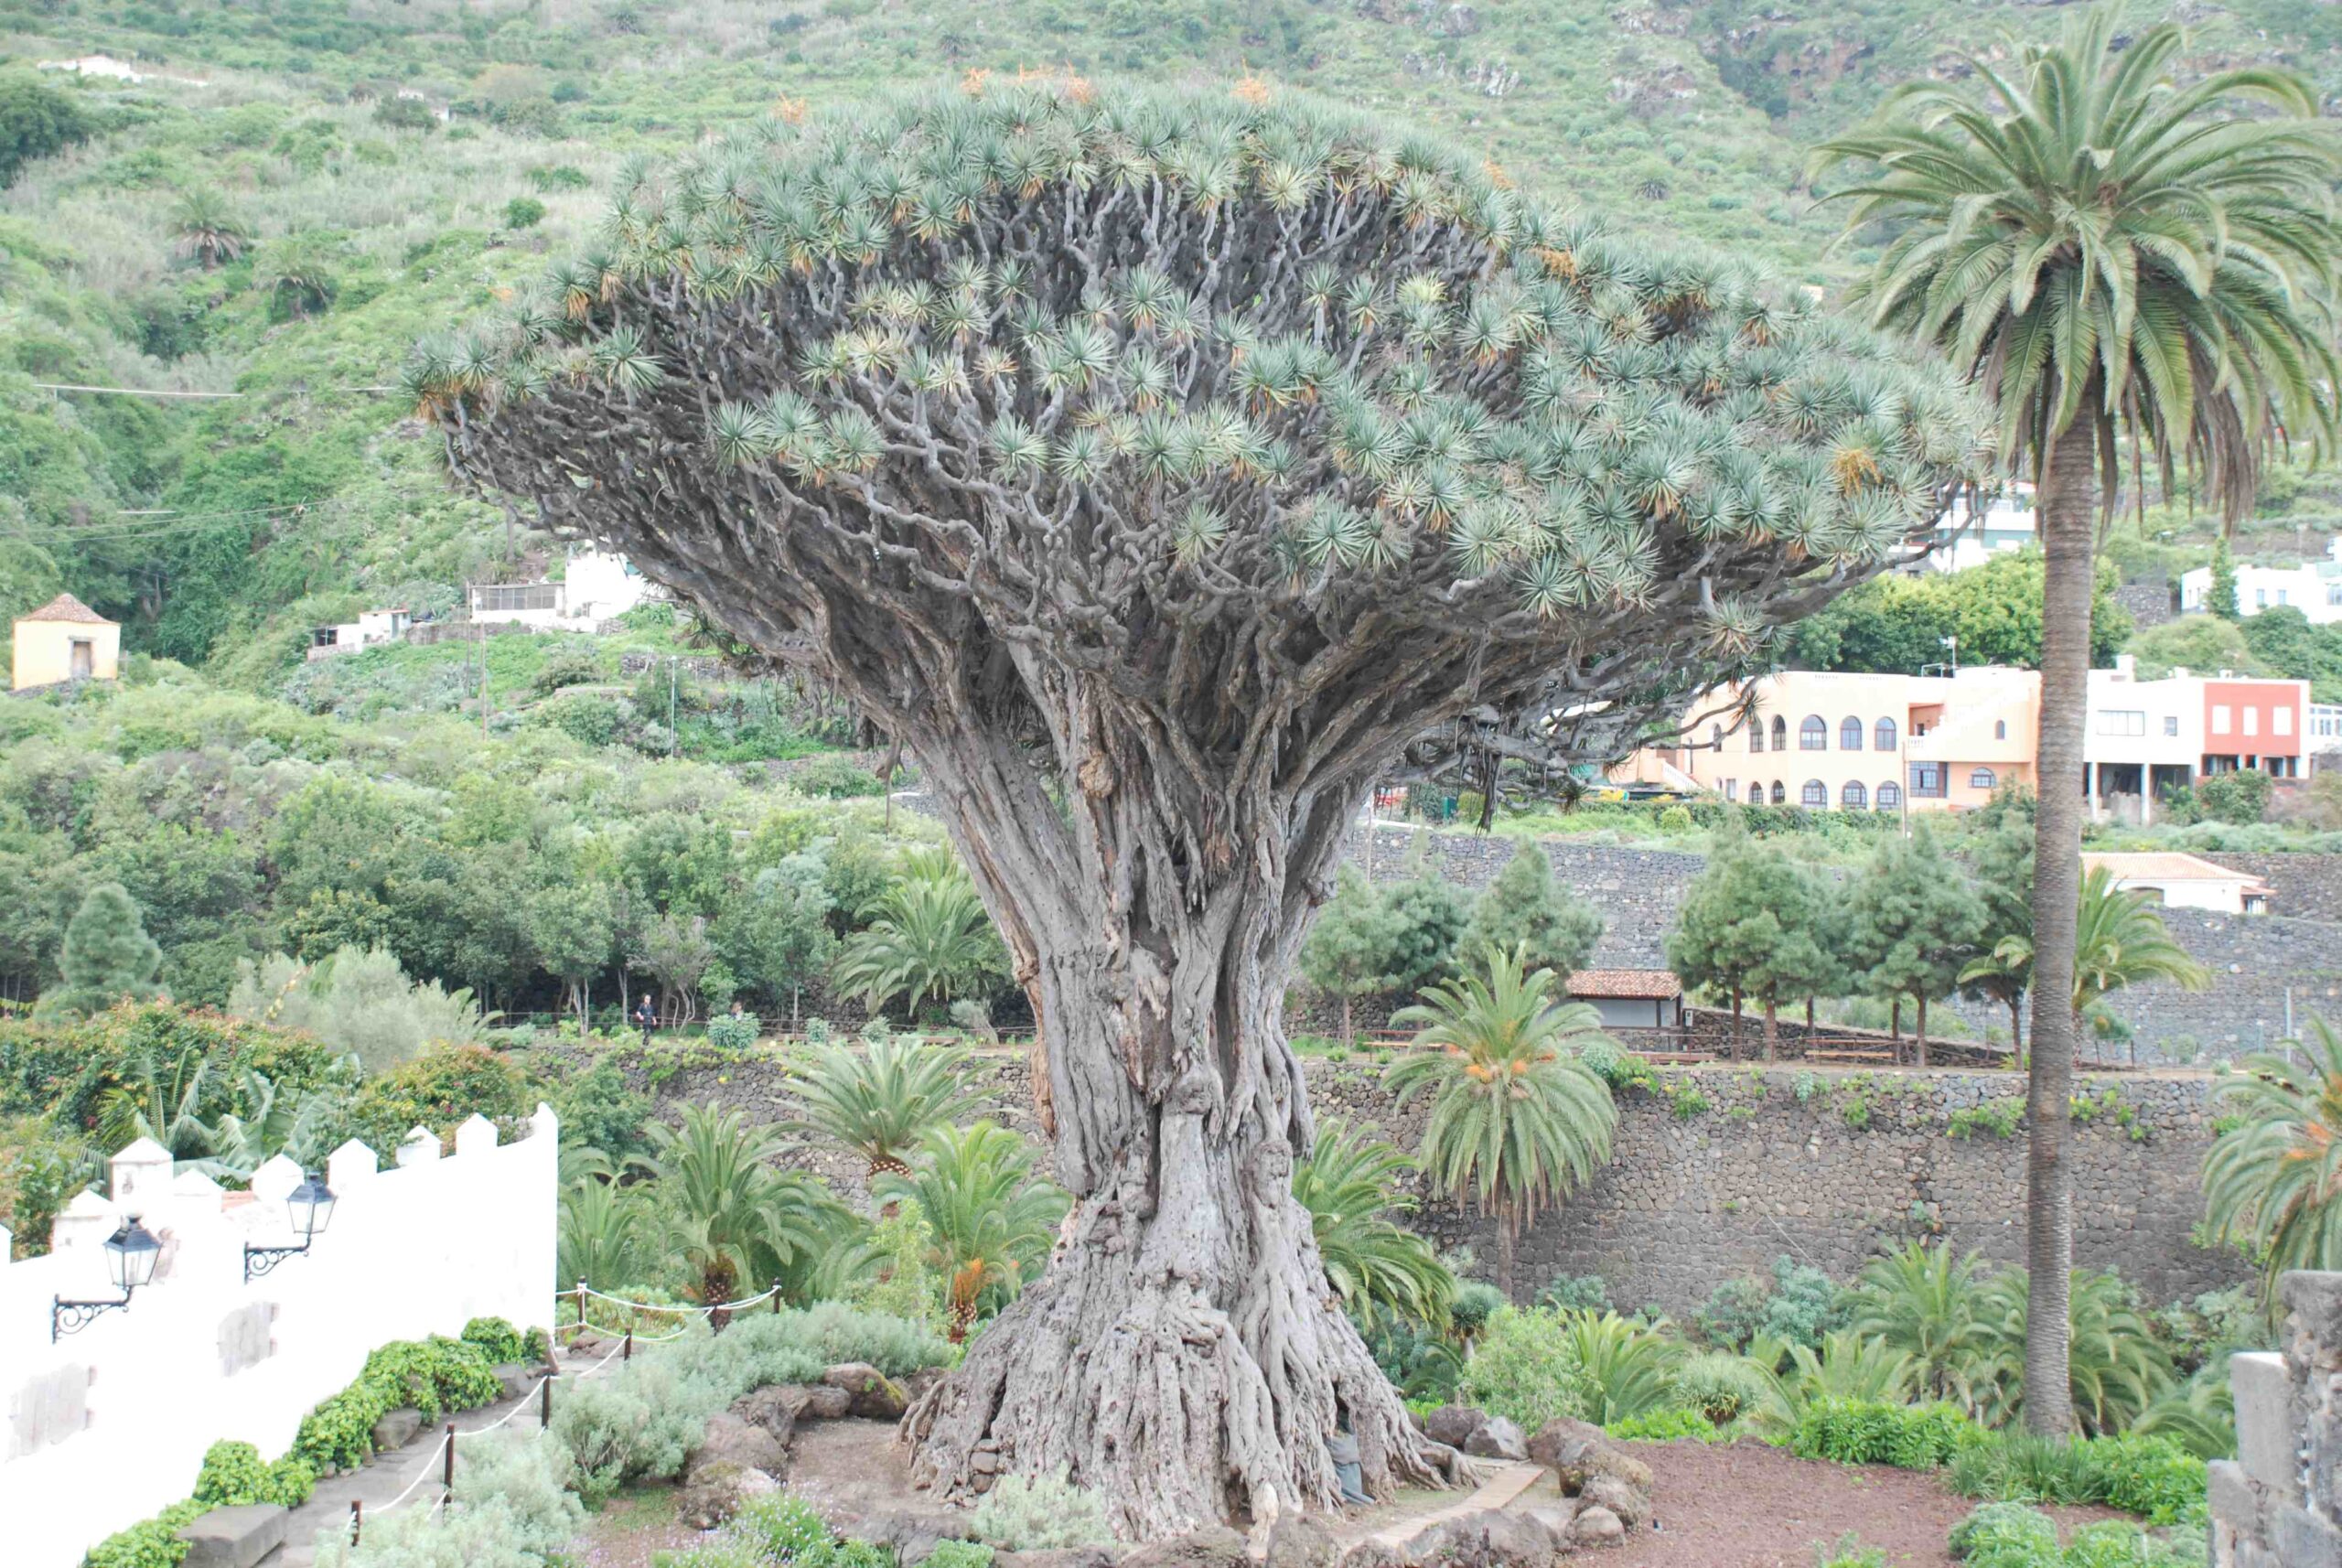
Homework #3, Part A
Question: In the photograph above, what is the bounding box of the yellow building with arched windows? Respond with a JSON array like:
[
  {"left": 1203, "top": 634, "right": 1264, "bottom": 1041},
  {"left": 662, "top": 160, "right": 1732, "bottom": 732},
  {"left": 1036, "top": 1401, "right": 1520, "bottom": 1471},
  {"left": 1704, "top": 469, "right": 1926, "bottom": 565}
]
[{"left": 10, "top": 593, "right": 120, "bottom": 691}]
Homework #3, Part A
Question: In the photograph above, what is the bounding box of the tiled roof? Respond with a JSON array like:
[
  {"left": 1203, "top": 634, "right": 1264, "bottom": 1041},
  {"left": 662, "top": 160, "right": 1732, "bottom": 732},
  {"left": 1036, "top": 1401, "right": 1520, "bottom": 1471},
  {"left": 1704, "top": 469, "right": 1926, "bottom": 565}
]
[
  {"left": 15, "top": 592, "right": 112, "bottom": 626},
  {"left": 2082, "top": 852, "right": 2271, "bottom": 889},
  {"left": 1566, "top": 969, "right": 1683, "bottom": 1000}
]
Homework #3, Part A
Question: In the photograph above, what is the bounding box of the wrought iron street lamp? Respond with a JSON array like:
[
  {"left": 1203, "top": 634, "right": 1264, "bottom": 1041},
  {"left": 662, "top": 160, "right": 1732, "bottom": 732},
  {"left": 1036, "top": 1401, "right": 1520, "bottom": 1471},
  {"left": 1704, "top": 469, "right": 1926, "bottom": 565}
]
[
  {"left": 51, "top": 1215, "right": 162, "bottom": 1341},
  {"left": 243, "top": 1172, "right": 337, "bottom": 1283}
]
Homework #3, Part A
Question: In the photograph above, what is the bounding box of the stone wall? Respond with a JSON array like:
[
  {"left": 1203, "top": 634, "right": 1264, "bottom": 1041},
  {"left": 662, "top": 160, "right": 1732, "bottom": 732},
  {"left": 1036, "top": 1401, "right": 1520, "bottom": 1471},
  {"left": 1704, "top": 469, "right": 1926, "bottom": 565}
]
[
  {"left": 612, "top": 1048, "right": 2238, "bottom": 1312},
  {"left": 2212, "top": 1272, "right": 2342, "bottom": 1567},
  {"left": 2216, "top": 854, "right": 2342, "bottom": 925}
]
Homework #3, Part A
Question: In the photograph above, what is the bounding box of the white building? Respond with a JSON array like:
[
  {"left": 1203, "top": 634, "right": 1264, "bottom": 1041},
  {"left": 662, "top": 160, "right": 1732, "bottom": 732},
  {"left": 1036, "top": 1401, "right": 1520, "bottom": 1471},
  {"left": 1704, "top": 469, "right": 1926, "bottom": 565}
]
[
  {"left": 1919, "top": 483, "right": 2036, "bottom": 574},
  {"left": 2083, "top": 655, "right": 2309, "bottom": 822},
  {"left": 1564, "top": 970, "right": 1686, "bottom": 1032},
  {"left": 2178, "top": 536, "right": 2342, "bottom": 623},
  {"left": 2081, "top": 852, "right": 2272, "bottom": 915},
  {"left": 468, "top": 549, "right": 659, "bottom": 629},
  {"left": 306, "top": 606, "right": 412, "bottom": 660}
]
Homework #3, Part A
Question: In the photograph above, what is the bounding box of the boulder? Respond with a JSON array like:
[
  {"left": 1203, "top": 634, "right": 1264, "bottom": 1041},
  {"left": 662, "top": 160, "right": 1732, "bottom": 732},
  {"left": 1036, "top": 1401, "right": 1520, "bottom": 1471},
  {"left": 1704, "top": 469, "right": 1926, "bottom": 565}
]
[
  {"left": 692, "top": 1412, "right": 790, "bottom": 1476},
  {"left": 1520, "top": 1507, "right": 1578, "bottom": 1545},
  {"left": 862, "top": 1507, "right": 976, "bottom": 1568},
  {"left": 731, "top": 1384, "right": 807, "bottom": 1446},
  {"left": 1422, "top": 1405, "right": 1488, "bottom": 1450},
  {"left": 1394, "top": 1508, "right": 1560, "bottom": 1568},
  {"left": 491, "top": 1362, "right": 537, "bottom": 1403},
  {"left": 1116, "top": 1525, "right": 1251, "bottom": 1568},
  {"left": 1567, "top": 1508, "right": 1624, "bottom": 1549},
  {"left": 824, "top": 1361, "right": 910, "bottom": 1420},
  {"left": 175, "top": 1506, "right": 288, "bottom": 1568},
  {"left": 1460, "top": 1416, "right": 1526, "bottom": 1462},
  {"left": 370, "top": 1407, "right": 422, "bottom": 1454},
  {"left": 1338, "top": 1541, "right": 1405, "bottom": 1568},
  {"left": 1578, "top": 1474, "right": 1646, "bottom": 1529},
  {"left": 677, "top": 1461, "right": 780, "bottom": 1529},
  {"left": 1526, "top": 1419, "right": 1653, "bottom": 1496},
  {"left": 1262, "top": 1513, "right": 1342, "bottom": 1568},
  {"left": 796, "top": 1383, "right": 855, "bottom": 1421}
]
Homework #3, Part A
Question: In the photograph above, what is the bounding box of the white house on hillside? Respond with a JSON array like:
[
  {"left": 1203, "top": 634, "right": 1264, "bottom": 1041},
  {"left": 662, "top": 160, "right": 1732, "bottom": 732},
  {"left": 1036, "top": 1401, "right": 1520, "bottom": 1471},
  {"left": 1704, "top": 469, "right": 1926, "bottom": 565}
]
[
  {"left": 468, "top": 549, "right": 661, "bottom": 629},
  {"left": 2179, "top": 536, "right": 2342, "bottom": 623},
  {"left": 1918, "top": 483, "right": 2036, "bottom": 575},
  {"left": 2081, "top": 852, "right": 2272, "bottom": 915}
]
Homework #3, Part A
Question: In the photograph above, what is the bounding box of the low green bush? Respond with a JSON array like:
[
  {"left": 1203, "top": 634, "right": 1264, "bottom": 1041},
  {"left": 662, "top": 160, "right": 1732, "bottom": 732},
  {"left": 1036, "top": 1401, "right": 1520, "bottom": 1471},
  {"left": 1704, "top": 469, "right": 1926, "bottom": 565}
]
[
  {"left": 1948, "top": 1502, "right": 2201, "bottom": 1568},
  {"left": 1790, "top": 1398, "right": 1978, "bottom": 1470},
  {"left": 1949, "top": 1433, "right": 2208, "bottom": 1527},
  {"left": 1604, "top": 1407, "right": 1724, "bottom": 1442},
  {"left": 706, "top": 1014, "right": 759, "bottom": 1051},
  {"left": 969, "top": 1466, "right": 1115, "bottom": 1550},
  {"left": 922, "top": 1544, "right": 996, "bottom": 1568},
  {"left": 192, "top": 1440, "right": 315, "bottom": 1507},
  {"left": 552, "top": 1356, "right": 719, "bottom": 1503},
  {"left": 1674, "top": 1350, "right": 1767, "bottom": 1424},
  {"left": 295, "top": 1335, "right": 505, "bottom": 1470},
  {"left": 1456, "top": 1306, "right": 1587, "bottom": 1433},
  {"left": 314, "top": 1433, "right": 584, "bottom": 1567}
]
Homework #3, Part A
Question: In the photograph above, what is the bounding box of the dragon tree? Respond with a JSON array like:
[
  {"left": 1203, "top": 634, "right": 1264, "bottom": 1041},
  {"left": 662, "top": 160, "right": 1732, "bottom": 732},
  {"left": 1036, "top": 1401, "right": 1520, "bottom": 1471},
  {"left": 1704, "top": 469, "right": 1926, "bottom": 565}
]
[{"left": 412, "top": 79, "right": 1979, "bottom": 1537}]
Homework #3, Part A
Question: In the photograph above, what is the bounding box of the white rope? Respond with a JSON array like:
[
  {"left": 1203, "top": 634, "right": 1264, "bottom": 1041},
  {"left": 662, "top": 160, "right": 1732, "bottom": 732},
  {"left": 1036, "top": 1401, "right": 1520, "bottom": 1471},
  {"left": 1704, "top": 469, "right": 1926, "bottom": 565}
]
[
  {"left": 570, "top": 1339, "right": 628, "bottom": 1380},
  {"left": 452, "top": 1379, "right": 551, "bottom": 1438},
  {"left": 367, "top": 1434, "right": 450, "bottom": 1518},
  {"left": 575, "top": 1283, "right": 780, "bottom": 1313}
]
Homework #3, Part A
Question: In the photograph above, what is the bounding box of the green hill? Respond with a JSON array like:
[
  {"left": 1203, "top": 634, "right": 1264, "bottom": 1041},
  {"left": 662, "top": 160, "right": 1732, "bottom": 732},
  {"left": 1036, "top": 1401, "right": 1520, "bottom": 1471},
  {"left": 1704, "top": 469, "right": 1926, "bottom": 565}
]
[{"left": 4, "top": 0, "right": 2341, "bottom": 679}]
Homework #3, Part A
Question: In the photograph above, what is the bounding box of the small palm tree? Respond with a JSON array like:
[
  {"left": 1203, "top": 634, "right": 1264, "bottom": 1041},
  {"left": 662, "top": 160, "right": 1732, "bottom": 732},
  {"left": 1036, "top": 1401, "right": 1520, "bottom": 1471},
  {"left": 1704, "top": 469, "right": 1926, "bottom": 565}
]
[
  {"left": 788, "top": 1035, "right": 986, "bottom": 1176},
  {"left": 1971, "top": 1268, "right": 2174, "bottom": 1435},
  {"left": 1557, "top": 1310, "right": 1681, "bottom": 1426},
  {"left": 1384, "top": 945, "right": 1618, "bottom": 1295},
  {"left": 1746, "top": 1329, "right": 1916, "bottom": 1432},
  {"left": 188, "top": 1068, "right": 342, "bottom": 1179},
  {"left": 558, "top": 1165, "right": 648, "bottom": 1294},
  {"left": 833, "top": 851, "right": 1008, "bottom": 1015},
  {"left": 254, "top": 234, "right": 337, "bottom": 319},
  {"left": 2205, "top": 1015, "right": 2342, "bottom": 1297},
  {"left": 876, "top": 1122, "right": 1067, "bottom": 1341},
  {"left": 1970, "top": 867, "right": 2210, "bottom": 1063},
  {"left": 94, "top": 1047, "right": 214, "bottom": 1160},
  {"left": 169, "top": 187, "right": 251, "bottom": 269},
  {"left": 628, "top": 1104, "right": 830, "bottom": 1307},
  {"left": 1815, "top": 3, "right": 2342, "bottom": 1436},
  {"left": 1292, "top": 1118, "right": 1455, "bottom": 1329},
  {"left": 1849, "top": 1240, "right": 1988, "bottom": 1405}
]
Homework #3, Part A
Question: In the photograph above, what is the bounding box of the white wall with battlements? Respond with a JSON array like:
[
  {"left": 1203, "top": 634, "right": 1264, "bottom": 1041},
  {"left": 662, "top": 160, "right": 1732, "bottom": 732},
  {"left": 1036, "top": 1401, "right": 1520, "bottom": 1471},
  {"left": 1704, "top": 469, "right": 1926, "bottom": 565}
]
[{"left": 0, "top": 1107, "right": 558, "bottom": 1568}]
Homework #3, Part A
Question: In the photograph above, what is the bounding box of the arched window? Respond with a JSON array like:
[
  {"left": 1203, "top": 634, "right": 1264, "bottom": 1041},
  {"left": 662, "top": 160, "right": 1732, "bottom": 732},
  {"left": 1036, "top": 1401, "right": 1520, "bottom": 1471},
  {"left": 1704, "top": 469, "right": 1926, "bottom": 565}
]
[
  {"left": 1770, "top": 715, "right": 1788, "bottom": 751},
  {"left": 1770, "top": 781, "right": 1786, "bottom": 805},
  {"left": 1801, "top": 780, "right": 1828, "bottom": 807},
  {"left": 1876, "top": 781, "right": 1901, "bottom": 811},
  {"left": 1799, "top": 715, "right": 1827, "bottom": 751},
  {"left": 1875, "top": 716, "right": 1897, "bottom": 752},
  {"left": 1840, "top": 716, "right": 1864, "bottom": 751},
  {"left": 1970, "top": 768, "right": 1997, "bottom": 789},
  {"left": 1994, "top": 720, "right": 2007, "bottom": 740},
  {"left": 1842, "top": 780, "right": 1867, "bottom": 809}
]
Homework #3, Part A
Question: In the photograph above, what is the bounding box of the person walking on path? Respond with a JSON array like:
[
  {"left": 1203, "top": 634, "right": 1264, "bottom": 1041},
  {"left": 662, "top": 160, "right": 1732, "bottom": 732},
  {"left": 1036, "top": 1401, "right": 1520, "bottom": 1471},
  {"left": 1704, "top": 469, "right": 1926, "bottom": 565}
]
[{"left": 633, "top": 993, "right": 659, "bottom": 1047}]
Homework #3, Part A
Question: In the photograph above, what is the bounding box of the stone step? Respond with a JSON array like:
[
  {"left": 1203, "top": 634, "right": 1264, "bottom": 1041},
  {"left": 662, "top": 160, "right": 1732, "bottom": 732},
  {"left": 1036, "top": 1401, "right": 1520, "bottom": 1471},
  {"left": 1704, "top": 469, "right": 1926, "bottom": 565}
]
[{"left": 1364, "top": 1462, "right": 1544, "bottom": 1549}]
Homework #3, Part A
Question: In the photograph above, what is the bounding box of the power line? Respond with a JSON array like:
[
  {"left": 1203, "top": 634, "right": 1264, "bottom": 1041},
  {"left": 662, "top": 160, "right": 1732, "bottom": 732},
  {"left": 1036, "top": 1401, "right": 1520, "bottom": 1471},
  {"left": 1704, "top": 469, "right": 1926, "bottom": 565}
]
[{"left": 32, "top": 382, "right": 403, "bottom": 399}]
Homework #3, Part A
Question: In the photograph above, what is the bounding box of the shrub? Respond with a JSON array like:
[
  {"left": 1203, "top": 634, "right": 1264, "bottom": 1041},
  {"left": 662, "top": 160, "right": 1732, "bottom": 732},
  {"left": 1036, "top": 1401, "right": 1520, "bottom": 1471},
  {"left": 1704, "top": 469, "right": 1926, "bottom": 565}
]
[
  {"left": 1605, "top": 1407, "right": 1722, "bottom": 1442},
  {"left": 85, "top": 1501, "right": 208, "bottom": 1568},
  {"left": 551, "top": 1356, "right": 720, "bottom": 1503},
  {"left": 923, "top": 1545, "right": 996, "bottom": 1568},
  {"left": 1536, "top": 1273, "right": 1613, "bottom": 1314},
  {"left": 346, "top": 1044, "right": 528, "bottom": 1153},
  {"left": 1675, "top": 1351, "right": 1767, "bottom": 1424},
  {"left": 462, "top": 1316, "right": 527, "bottom": 1364},
  {"left": 1789, "top": 1398, "right": 1977, "bottom": 1470},
  {"left": 1949, "top": 1501, "right": 2059, "bottom": 1564},
  {"left": 1448, "top": 1281, "right": 1506, "bottom": 1340},
  {"left": 1457, "top": 1307, "right": 1587, "bottom": 1433},
  {"left": 1949, "top": 1433, "right": 2208, "bottom": 1528},
  {"left": 442, "top": 1431, "right": 585, "bottom": 1556},
  {"left": 193, "top": 1440, "right": 315, "bottom": 1508},
  {"left": 726, "top": 1494, "right": 837, "bottom": 1563},
  {"left": 1696, "top": 1256, "right": 1849, "bottom": 1351},
  {"left": 294, "top": 1333, "right": 508, "bottom": 1470},
  {"left": 504, "top": 196, "right": 547, "bottom": 228},
  {"left": 1657, "top": 805, "right": 1692, "bottom": 832},
  {"left": 969, "top": 1466, "right": 1115, "bottom": 1550},
  {"left": 706, "top": 1013, "right": 759, "bottom": 1051}
]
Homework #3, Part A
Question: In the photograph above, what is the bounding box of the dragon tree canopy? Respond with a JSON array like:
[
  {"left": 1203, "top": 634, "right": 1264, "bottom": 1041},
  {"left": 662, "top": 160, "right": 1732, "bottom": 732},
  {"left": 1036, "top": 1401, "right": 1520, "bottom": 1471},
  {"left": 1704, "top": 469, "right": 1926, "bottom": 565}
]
[{"left": 412, "top": 75, "right": 1983, "bottom": 1538}]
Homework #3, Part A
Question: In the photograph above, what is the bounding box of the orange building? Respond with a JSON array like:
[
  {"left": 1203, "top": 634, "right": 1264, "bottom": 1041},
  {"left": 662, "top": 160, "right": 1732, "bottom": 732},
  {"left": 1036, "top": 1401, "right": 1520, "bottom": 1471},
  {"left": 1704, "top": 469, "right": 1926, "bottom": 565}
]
[{"left": 1632, "top": 667, "right": 2042, "bottom": 813}]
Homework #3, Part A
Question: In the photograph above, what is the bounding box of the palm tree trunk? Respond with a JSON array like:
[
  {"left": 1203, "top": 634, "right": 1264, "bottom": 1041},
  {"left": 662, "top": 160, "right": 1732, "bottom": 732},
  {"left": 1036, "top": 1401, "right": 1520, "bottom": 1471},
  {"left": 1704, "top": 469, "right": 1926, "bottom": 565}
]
[
  {"left": 2009, "top": 996, "right": 2024, "bottom": 1068},
  {"left": 2023, "top": 409, "right": 2097, "bottom": 1437}
]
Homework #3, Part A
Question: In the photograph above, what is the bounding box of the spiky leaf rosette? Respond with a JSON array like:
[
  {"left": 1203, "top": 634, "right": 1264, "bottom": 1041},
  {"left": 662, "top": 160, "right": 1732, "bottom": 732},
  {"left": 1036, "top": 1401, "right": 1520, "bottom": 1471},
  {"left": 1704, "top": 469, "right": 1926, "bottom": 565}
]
[{"left": 417, "top": 79, "right": 1982, "bottom": 801}]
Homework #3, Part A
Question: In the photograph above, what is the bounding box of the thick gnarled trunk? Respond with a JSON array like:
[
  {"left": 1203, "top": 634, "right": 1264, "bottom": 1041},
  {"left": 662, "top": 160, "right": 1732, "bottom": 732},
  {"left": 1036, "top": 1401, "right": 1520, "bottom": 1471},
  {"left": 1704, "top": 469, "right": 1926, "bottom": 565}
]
[
  {"left": 2023, "top": 410, "right": 2098, "bottom": 1436},
  {"left": 897, "top": 714, "right": 1437, "bottom": 1539}
]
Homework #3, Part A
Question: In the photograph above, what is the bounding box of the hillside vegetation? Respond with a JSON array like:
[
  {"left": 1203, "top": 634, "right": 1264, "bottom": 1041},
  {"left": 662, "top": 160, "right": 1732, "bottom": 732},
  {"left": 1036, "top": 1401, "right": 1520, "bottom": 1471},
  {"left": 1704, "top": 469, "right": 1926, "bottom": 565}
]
[{"left": 5, "top": 0, "right": 2342, "bottom": 679}]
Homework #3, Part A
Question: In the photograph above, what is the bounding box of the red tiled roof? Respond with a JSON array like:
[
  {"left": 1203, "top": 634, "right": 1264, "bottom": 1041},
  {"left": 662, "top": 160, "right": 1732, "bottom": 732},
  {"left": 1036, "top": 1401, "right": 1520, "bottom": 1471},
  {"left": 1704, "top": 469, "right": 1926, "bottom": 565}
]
[
  {"left": 1566, "top": 969, "right": 1682, "bottom": 1000},
  {"left": 16, "top": 592, "right": 112, "bottom": 626},
  {"left": 2081, "top": 852, "right": 2272, "bottom": 891}
]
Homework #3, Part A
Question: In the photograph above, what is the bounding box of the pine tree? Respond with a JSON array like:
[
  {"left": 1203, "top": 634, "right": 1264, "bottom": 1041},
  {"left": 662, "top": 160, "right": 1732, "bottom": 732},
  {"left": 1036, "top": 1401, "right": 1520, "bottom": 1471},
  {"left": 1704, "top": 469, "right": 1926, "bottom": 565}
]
[
  {"left": 44, "top": 882, "right": 164, "bottom": 1018},
  {"left": 2209, "top": 539, "right": 2240, "bottom": 622},
  {"left": 1667, "top": 822, "right": 1837, "bottom": 1060},
  {"left": 1461, "top": 843, "right": 1604, "bottom": 977},
  {"left": 1842, "top": 823, "right": 1987, "bottom": 1067}
]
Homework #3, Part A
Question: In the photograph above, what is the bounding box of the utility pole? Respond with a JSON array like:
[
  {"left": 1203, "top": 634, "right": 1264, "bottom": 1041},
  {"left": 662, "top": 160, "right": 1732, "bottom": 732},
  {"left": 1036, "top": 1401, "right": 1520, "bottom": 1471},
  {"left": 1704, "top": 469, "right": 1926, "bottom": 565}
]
[
  {"left": 668, "top": 656, "right": 679, "bottom": 755},
  {"left": 478, "top": 623, "right": 489, "bottom": 737}
]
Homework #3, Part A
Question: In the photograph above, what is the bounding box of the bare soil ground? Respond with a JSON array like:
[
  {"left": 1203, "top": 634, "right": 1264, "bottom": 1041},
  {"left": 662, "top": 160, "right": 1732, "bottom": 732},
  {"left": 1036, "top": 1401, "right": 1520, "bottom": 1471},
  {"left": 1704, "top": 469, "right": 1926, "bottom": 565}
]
[{"left": 572, "top": 1423, "right": 2122, "bottom": 1568}]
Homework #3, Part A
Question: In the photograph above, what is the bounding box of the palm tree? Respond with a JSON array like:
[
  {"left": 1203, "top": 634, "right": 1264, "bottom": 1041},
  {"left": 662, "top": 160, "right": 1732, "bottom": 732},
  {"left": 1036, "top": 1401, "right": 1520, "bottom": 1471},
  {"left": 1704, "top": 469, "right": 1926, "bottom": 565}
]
[
  {"left": 558, "top": 1163, "right": 649, "bottom": 1294},
  {"left": 93, "top": 1047, "right": 214, "bottom": 1160},
  {"left": 1966, "top": 867, "right": 2211, "bottom": 1065},
  {"left": 1849, "top": 1241, "right": 1988, "bottom": 1406},
  {"left": 876, "top": 1121, "right": 1068, "bottom": 1342},
  {"left": 628, "top": 1104, "right": 830, "bottom": 1308},
  {"left": 1556, "top": 1310, "right": 1682, "bottom": 1426},
  {"left": 2205, "top": 1015, "right": 2342, "bottom": 1299},
  {"left": 1814, "top": 5, "right": 2342, "bottom": 1434},
  {"left": 1970, "top": 1267, "right": 2174, "bottom": 1436},
  {"left": 1746, "top": 1329, "right": 1916, "bottom": 1432},
  {"left": 832, "top": 851, "right": 1008, "bottom": 1016},
  {"left": 169, "top": 187, "right": 251, "bottom": 269},
  {"left": 254, "top": 234, "right": 338, "bottom": 319},
  {"left": 1291, "top": 1119, "right": 1455, "bottom": 1329},
  {"left": 788, "top": 1035, "right": 986, "bottom": 1176},
  {"left": 1384, "top": 945, "right": 1618, "bottom": 1296}
]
